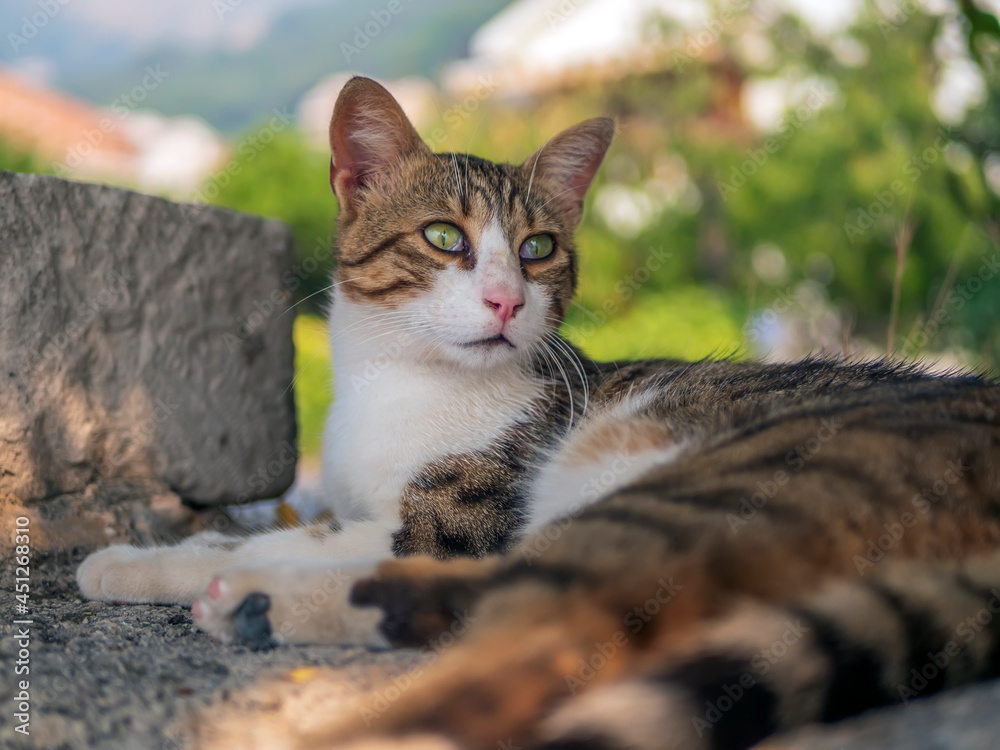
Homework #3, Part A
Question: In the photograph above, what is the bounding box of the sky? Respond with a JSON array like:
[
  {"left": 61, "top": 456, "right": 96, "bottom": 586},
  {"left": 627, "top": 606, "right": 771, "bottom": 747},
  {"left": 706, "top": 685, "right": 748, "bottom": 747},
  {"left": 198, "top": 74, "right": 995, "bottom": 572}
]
[{"left": 4, "top": 0, "right": 323, "bottom": 52}]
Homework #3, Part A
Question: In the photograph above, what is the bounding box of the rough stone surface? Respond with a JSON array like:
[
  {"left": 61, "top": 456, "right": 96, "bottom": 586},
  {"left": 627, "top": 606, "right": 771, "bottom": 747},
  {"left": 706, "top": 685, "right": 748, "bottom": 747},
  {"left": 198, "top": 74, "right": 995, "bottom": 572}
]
[
  {"left": 0, "top": 540, "right": 425, "bottom": 750},
  {"left": 0, "top": 169, "right": 297, "bottom": 508},
  {"left": 761, "top": 680, "right": 1000, "bottom": 749}
]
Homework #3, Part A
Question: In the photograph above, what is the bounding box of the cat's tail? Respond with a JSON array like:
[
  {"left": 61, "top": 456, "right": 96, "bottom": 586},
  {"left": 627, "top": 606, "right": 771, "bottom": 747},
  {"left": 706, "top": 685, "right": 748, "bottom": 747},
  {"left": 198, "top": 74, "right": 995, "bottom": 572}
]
[{"left": 536, "top": 551, "right": 1000, "bottom": 750}]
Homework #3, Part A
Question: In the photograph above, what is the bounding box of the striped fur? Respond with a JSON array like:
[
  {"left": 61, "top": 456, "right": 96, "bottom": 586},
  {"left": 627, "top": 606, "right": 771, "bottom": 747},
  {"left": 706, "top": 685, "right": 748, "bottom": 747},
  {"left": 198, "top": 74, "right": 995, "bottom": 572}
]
[
  {"left": 77, "top": 78, "right": 1000, "bottom": 748},
  {"left": 336, "top": 376, "right": 1000, "bottom": 749},
  {"left": 309, "top": 81, "right": 1000, "bottom": 747}
]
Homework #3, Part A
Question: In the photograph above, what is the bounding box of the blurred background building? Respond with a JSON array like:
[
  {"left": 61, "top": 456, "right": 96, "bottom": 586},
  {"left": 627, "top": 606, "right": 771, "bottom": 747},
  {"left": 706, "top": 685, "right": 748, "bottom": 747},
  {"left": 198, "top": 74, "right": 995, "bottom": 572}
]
[{"left": 2, "top": 0, "right": 999, "bottom": 459}]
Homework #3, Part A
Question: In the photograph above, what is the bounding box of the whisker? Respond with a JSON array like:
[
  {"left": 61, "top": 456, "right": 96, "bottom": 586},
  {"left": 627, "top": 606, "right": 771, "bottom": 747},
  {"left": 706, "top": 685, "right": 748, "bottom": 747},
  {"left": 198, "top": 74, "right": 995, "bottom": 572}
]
[
  {"left": 551, "top": 335, "right": 590, "bottom": 417},
  {"left": 344, "top": 324, "right": 433, "bottom": 352},
  {"left": 525, "top": 135, "right": 554, "bottom": 208},
  {"left": 520, "top": 339, "right": 547, "bottom": 379},
  {"left": 329, "top": 310, "right": 418, "bottom": 342},
  {"left": 567, "top": 299, "right": 628, "bottom": 343},
  {"left": 530, "top": 182, "right": 595, "bottom": 216},
  {"left": 429, "top": 96, "right": 465, "bottom": 200},
  {"left": 283, "top": 349, "right": 324, "bottom": 397},
  {"left": 542, "top": 337, "right": 575, "bottom": 432},
  {"left": 464, "top": 111, "right": 487, "bottom": 200},
  {"left": 278, "top": 277, "right": 364, "bottom": 318},
  {"left": 450, "top": 150, "right": 464, "bottom": 202},
  {"left": 533, "top": 341, "right": 560, "bottom": 390}
]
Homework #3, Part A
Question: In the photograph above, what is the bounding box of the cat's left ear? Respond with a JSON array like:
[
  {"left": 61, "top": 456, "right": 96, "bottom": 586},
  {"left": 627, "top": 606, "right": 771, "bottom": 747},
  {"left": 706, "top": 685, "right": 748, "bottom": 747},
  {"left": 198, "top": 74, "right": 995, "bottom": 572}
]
[{"left": 522, "top": 117, "right": 615, "bottom": 227}]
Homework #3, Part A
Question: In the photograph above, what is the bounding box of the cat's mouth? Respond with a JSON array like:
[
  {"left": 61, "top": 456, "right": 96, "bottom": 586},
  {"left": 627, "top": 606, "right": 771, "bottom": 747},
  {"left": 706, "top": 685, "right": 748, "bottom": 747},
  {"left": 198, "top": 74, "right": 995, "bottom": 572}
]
[{"left": 462, "top": 334, "right": 515, "bottom": 349}]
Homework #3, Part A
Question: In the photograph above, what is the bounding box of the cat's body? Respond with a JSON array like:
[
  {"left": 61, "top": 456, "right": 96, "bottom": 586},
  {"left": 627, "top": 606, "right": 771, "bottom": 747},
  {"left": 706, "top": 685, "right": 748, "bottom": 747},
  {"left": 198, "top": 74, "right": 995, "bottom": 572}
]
[{"left": 78, "top": 78, "right": 1000, "bottom": 749}]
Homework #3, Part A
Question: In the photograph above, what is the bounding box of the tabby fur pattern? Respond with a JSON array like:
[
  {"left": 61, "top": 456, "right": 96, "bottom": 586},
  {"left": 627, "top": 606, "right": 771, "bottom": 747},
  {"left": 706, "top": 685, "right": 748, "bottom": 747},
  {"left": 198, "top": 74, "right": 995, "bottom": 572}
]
[{"left": 77, "top": 78, "right": 1000, "bottom": 750}]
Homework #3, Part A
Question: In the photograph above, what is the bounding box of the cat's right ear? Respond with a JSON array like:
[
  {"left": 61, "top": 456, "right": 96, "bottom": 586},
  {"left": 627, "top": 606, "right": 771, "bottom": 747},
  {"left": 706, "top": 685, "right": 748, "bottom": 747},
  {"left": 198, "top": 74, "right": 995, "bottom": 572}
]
[{"left": 328, "top": 77, "right": 429, "bottom": 212}]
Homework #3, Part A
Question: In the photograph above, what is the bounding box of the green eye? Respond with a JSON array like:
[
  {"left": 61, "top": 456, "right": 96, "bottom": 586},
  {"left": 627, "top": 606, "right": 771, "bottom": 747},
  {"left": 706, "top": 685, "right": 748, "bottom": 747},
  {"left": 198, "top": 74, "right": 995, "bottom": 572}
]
[
  {"left": 519, "top": 234, "right": 554, "bottom": 260},
  {"left": 424, "top": 222, "right": 464, "bottom": 252}
]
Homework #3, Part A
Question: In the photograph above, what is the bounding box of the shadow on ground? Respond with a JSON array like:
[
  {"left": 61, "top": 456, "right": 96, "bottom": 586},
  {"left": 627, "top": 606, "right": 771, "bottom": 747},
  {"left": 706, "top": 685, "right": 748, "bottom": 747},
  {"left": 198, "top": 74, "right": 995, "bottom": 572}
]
[{"left": 3, "top": 491, "right": 1000, "bottom": 750}]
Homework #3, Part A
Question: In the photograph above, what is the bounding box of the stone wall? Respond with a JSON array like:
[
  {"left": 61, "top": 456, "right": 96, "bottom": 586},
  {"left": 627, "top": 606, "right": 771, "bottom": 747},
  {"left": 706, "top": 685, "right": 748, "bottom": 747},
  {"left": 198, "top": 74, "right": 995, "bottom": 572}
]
[{"left": 0, "top": 170, "right": 298, "bottom": 528}]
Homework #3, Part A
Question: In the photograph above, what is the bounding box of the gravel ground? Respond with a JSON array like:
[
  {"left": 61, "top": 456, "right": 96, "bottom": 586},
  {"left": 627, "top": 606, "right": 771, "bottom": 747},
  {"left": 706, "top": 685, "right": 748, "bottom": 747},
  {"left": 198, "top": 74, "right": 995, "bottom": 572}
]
[
  {"left": 3, "top": 488, "right": 1000, "bottom": 750},
  {"left": 0, "top": 548, "right": 426, "bottom": 750}
]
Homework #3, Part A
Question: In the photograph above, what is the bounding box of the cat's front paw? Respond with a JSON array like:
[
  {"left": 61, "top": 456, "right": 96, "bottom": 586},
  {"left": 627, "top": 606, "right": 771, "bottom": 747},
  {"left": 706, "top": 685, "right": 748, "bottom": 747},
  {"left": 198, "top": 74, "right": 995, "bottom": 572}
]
[
  {"left": 77, "top": 545, "right": 152, "bottom": 602},
  {"left": 192, "top": 563, "right": 387, "bottom": 648},
  {"left": 77, "top": 543, "right": 213, "bottom": 605}
]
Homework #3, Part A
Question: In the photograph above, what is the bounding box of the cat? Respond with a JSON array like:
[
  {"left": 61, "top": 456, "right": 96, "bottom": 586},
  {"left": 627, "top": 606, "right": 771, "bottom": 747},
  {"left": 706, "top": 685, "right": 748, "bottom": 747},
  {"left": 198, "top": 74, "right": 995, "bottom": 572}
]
[{"left": 77, "top": 77, "right": 1000, "bottom": 750}]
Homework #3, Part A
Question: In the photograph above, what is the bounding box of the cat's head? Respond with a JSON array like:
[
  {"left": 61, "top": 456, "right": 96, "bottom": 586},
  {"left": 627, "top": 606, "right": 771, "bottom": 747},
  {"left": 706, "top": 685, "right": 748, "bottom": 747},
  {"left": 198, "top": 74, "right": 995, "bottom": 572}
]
[{"left": 328, "top": 76, "right": 613, "bottom": 371}]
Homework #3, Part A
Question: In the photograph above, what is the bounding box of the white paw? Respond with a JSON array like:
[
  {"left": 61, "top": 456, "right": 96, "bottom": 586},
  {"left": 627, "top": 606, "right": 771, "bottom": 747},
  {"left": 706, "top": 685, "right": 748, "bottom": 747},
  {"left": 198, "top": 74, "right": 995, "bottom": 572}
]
[
  {"left": 77, "top": 545, "right": 151, "bottom": 602},
  {"left": 192, "top": 563, "right": 387, "bottom": 648},
  {"left": 190, "top": 573, "right": 249, "bottom": 644},
  {"left": 77, "top": 544, "right": 212, "bottom": 605}
]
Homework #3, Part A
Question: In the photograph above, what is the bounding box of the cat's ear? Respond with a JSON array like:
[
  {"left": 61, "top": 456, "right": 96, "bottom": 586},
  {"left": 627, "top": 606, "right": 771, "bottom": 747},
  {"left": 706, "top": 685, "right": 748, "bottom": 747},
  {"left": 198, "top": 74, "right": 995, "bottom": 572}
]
[
  {"left": 523, "top": 117, "right": 615, "bottom": 227},
  {"left": 328, "top": 77, "right": 429, "bottom": 210}
]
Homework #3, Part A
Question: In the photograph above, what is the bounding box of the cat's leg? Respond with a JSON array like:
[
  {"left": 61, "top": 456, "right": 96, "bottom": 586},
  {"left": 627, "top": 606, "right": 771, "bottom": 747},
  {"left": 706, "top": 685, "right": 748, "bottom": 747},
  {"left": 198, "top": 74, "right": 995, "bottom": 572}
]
[
  {"left": 77, "top": 529, "right": 263, "bottom": 605},
  {"left": 526, "top": 403, "right": 684, "bottom": 534},
  {"left": 351, "top": 556, "right": 503, "bottom": 646},
  {"left": 78, "top": 518, "right": 398, "bottom": 645},
  {"left": 191, "top": 558, "right": 386, "bottom": 647},
  {"left": 302, "top": 551, "right": 1000, "bottom": 750},
  {"left": 300, "top": 559, "right": 652, "bottom": 748}
]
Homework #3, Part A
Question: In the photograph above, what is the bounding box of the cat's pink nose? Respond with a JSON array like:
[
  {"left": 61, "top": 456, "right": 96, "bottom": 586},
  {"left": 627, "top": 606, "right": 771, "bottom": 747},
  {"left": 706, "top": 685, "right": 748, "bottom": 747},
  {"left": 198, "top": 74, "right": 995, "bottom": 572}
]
[{"left": 484, "top": 291, "right": 524, "bottom": 325}]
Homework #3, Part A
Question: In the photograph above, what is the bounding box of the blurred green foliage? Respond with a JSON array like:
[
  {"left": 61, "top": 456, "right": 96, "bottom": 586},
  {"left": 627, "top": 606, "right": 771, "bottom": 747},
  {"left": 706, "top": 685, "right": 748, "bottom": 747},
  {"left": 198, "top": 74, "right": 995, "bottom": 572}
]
[
  {"left": 292, "top": 314, "right": 333, "bottom": 459},
  {"left": 0, "top": 139, "right": 50, "bottom": 174},
  {"left": 7, "top": 2, "right": 999, "bottom": 457},
  {"left": 197, "top": 3, "right": 999, "bottom": 385},
  {"left": 196, "top": 3, "right": 1000, "bottom": 453},
  {"left": 61, "top": 0, "right": 512, "bottom": 132},
  {"left": 203, "top": 129, "right": 339, "bottom": 307}
]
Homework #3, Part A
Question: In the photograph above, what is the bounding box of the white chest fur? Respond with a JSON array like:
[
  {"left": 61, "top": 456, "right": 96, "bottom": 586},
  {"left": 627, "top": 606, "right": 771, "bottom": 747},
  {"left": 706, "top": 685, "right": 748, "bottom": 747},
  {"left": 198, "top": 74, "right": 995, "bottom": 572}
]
[{"left": 320, "top": 297, "right": 542, "bottom": 524}]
